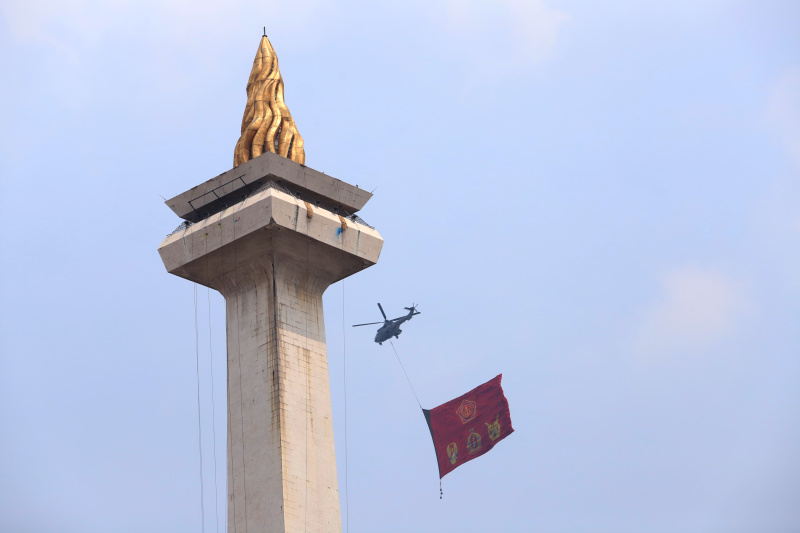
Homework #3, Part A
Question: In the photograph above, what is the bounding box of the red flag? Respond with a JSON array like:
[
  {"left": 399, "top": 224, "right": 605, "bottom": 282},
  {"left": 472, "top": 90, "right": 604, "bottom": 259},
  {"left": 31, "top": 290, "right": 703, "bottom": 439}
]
[{"left": 423, "top": 374, "right": 514, "bottom": 479}]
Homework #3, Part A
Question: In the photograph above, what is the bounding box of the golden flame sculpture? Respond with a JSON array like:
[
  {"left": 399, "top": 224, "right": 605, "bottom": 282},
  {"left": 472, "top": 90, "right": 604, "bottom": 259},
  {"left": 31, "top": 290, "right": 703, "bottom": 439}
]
[{"left": 234, "top": 35, "right": 305, "bottom": 167}]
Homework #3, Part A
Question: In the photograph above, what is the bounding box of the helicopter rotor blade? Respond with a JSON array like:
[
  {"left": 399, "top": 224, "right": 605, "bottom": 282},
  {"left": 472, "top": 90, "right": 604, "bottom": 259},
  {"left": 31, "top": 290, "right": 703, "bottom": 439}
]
[
  {"left": 377, "top": 303, "right": 387, "bottom": 320},
  {"left": 352, "top": 321, "right": 384, "bottom": 327}
]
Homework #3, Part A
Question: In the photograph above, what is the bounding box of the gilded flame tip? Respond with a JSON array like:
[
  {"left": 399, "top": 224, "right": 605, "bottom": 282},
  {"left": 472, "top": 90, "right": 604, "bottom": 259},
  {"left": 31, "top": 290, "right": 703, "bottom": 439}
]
[{"left": 233, "top": 35, "right": 305, "bottom": 167}]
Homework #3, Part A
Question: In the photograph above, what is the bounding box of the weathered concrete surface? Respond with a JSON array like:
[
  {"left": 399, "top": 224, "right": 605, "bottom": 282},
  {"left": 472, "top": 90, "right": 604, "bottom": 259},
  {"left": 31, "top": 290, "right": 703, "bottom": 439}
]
[
  {"left": 165, "top": 151, "right": 372, "bottom": 222},
  {"left": 158, "top": 185, "right": 383, "bottom": 533}
]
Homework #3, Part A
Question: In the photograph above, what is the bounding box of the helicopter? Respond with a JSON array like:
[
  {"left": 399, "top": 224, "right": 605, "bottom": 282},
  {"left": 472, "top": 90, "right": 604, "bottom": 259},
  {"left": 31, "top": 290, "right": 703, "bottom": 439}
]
[{"left": 353, "top": 303, "right": 420, "bottom": 345}]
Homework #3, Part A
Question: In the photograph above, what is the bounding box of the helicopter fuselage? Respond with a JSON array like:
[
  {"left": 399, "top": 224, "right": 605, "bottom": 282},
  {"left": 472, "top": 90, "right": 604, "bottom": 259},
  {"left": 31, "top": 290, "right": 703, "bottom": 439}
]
[
  {"left": 374, "top": 310, "right": 417, "bottom": 344},
  {"left": 375, "top": 321, "right": 403, "bottom": 344}
]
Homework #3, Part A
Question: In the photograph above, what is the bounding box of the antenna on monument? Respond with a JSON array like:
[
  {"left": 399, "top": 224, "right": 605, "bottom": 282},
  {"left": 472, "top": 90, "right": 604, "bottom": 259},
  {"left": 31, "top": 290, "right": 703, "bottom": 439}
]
[{"left": 263, "top": 26, "right": 266, "bottom": 37}]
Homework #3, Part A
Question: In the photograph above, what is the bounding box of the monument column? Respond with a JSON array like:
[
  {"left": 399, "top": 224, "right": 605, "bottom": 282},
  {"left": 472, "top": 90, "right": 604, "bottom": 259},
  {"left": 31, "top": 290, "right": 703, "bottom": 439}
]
[
  {"left": 159, "top": 169, "right": 382, "bottom": 532},
  {"left": 159, "top": 35, "right": 382, "bottom": 532},
  {"left": 217, "top": 234, "right": 343, "bottom": 533}
]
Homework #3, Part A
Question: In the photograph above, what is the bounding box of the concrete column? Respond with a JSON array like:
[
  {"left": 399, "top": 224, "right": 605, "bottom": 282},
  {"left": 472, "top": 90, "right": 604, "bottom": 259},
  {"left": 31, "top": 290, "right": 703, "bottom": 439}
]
[
  {"left": 220, "top": 255, "right": 340, "bottom": 533},
  {"left": 158, "top": 182, "right": 383, "bottom": 533}
]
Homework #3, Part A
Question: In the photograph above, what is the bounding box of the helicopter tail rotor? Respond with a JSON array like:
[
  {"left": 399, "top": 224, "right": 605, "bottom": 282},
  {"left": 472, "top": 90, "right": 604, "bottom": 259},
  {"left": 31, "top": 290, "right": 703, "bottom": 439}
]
[{"left": 404, "top": 303, "right": 421, "bottom": 315}]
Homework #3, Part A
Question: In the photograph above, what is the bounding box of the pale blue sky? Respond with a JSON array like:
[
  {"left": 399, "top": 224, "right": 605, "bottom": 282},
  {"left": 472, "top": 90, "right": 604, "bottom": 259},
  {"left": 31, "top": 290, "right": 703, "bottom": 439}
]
[{"left": 1, "top": 1, "right": 798, "bottom": 532}]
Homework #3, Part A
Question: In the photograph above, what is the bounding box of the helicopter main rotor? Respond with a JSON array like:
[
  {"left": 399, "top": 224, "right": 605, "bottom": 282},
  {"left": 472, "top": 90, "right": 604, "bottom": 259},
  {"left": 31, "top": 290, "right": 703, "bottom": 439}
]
[{"left": 352, "top": 303, "right": 420, "bottom": 328}]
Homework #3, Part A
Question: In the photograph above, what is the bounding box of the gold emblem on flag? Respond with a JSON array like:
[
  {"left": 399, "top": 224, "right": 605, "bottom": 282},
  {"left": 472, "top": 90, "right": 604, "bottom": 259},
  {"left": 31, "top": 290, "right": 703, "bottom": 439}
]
[
  {"left": 486, "top": 415, "right": 501, "bottom": 441},
  {"left": 466, "top": 428, "right": 482, "bottom": 454},
  {"left": 456, "top": 399, "right": 477, "bottom": 424},
  {"left": 446, "top": 442, "right": 458, "bottom": 465}
]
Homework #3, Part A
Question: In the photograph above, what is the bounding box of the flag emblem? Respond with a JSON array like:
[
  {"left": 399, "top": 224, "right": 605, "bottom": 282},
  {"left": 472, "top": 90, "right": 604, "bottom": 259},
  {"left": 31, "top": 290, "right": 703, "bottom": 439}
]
[
  {"left": 446, "top": 442, "right": 458, "bottom": 465},
  {"left": 466, "top": 429, "right": 482, "bottom": 454},
  {"left": 456, "top": 399, "right": 477, "bottom": 424},
  {"left": 485, "top": 415, "right": 501, "bottom": 441}
]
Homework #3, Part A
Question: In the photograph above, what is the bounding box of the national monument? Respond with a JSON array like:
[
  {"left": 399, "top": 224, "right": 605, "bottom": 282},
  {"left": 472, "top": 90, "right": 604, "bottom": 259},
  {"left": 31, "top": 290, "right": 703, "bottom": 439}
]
[{"left": 158, "top": 35, "right": 383, "bottom": 532}]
